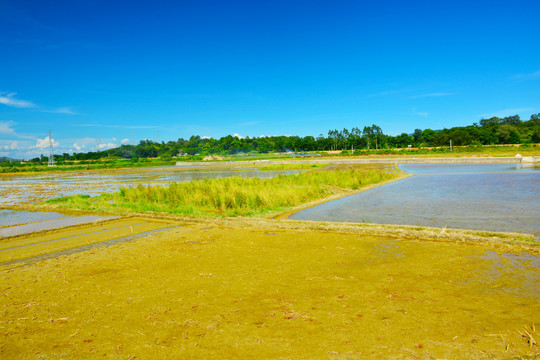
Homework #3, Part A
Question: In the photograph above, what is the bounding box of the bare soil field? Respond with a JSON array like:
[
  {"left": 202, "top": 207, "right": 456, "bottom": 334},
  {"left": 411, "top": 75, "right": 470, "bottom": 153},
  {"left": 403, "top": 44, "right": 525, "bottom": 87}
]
[{"left": 1, "top": 218, "right": 538, "bottom": 359}]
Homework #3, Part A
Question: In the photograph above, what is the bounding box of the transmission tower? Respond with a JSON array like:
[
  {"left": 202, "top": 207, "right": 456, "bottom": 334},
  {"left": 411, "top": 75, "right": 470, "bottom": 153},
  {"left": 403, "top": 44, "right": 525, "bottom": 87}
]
[{"left": 48, "top": 129, "right": 55, "bottom": 167}]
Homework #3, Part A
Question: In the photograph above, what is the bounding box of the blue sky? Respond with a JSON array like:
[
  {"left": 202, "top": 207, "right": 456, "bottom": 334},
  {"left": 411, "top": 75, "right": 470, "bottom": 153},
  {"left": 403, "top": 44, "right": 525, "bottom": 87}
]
[{"left": 1, "top": 0, "right": 539, "bottom": 159}]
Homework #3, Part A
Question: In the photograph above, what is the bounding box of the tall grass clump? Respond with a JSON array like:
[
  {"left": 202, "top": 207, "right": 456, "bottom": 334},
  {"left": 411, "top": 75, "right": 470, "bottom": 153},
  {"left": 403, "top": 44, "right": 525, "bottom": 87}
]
[{"left": 47, "top": 164, "right": 403, "bottom": 217}]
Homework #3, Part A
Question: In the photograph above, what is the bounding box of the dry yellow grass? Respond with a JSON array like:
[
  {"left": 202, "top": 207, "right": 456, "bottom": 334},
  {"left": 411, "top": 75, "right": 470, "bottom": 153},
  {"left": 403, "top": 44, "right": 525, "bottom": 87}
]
[{"left": 1, "top": 222, "right": 538, "bottom": 359}]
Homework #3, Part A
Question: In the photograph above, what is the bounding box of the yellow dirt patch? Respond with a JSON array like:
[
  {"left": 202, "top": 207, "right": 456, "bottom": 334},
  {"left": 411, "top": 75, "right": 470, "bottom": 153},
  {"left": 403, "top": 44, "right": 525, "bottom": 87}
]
[{"left": 0, "top": 222, "right": 538, "bottom": 359}]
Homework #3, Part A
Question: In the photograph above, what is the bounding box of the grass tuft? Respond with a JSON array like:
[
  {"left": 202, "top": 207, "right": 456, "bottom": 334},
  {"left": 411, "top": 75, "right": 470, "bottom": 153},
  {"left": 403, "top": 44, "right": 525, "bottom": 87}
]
[{"left": 45, "top": 164, "right": 402, "bottom": 217}]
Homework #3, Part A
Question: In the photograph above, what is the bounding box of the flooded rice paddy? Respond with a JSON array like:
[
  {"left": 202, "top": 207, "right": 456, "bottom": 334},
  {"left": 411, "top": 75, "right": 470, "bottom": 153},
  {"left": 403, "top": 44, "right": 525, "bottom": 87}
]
[
  {"left": 0, "top": 166, "right": 299, "bottom": 205},
  {"left": 291, "top": 163, "right": 540, "bottom": 237}
]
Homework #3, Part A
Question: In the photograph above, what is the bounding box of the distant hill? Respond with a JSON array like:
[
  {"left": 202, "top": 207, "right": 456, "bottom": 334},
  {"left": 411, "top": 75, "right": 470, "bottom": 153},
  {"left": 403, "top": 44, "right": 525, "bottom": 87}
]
[{"left": 0, "top": 157, "right": 21, "bottom": 162}]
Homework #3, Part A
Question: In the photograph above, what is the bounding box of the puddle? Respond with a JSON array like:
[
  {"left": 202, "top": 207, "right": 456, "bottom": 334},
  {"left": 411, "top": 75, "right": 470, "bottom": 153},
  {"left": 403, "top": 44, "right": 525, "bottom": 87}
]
[
  {"left": 0, "top": 210, "right": 69, "bottom": 227},
  {"left": 0, "top": 215, "right": 118, "bottom": 237}
]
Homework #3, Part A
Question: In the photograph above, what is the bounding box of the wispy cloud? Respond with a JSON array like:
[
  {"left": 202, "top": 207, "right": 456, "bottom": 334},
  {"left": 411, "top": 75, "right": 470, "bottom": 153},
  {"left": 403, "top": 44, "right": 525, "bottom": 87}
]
[
  {"left": 412, "top": 108, "right": 428, "bottom": 117},
  {"left": 2, "top": 141, "right": 19, "bottom": 151},
  {"left": 408, "top": 92, "right": 453, "bottom": 99},
  {"left": 479, "top": 108, "right": 534, "bottom": 119},
  {"left": 0, "top": 92, "right": 36, "bottom": 108},
  {"left": 0, "top": 91, "right": 78, "bottom": 115},
  {"left": 0, "top": 120, "right": 36, "bottom": 140},
  {"left": 40, "top": 107, "right": 79, "bottom": 115},
  {"left": 512, "top": 70, "right": 540, "bottom": 81},
  {"left": 0, "top": 121, "right": 16, "bottom": 135}
]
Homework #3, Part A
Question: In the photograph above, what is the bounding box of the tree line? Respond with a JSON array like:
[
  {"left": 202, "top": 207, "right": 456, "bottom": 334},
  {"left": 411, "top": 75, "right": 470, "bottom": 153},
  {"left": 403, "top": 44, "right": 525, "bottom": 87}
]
[{"left": 28, "top": 113, "right": 540, "bottom": 162}]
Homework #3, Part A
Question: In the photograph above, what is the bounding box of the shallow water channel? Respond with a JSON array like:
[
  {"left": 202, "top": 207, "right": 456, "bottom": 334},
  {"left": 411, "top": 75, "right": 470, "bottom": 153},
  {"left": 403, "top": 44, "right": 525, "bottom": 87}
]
[{"left": 291, "top": 163, "right": 540, "bottom": 237}]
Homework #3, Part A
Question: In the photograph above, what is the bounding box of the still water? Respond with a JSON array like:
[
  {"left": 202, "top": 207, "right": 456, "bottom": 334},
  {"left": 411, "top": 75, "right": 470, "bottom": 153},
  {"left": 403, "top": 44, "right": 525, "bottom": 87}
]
[
  {"left": 291, "top": 163, "right": 540, "bottom": 236},
  {"left": 0, "top": 166, "right": 300, "bottom": 206}
]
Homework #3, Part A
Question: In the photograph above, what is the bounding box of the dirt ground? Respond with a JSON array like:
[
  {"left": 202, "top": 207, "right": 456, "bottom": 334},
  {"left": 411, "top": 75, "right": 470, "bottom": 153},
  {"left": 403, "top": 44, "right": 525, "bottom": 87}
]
[{"left": 1, "top": 221, "right": 538, "bottom": 359}]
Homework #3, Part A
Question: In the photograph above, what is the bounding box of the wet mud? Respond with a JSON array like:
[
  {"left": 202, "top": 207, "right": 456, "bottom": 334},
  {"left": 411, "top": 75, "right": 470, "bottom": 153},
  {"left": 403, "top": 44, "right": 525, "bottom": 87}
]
[
  {"left": 0, "top": 222, "right": 538, "bottom": 359},
  {"left": 0, "top": 217, "right": 178, "bottom": 264}
]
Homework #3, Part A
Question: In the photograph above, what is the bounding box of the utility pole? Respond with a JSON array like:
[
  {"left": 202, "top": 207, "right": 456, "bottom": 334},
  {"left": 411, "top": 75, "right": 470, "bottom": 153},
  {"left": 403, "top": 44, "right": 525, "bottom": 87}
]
[
  {"left": 48, "top": 129, "right": 55, "bottom": 167},
  {"left": 450, "top": 140, "right": 453, "bottom": 151}
]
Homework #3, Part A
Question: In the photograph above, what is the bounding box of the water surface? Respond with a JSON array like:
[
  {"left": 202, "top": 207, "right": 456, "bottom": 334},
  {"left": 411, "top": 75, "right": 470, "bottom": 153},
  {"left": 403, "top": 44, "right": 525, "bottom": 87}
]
[
  {"left": 291, "top": 163, "right": 540, "bottom": 236},
  {"left": 0, "top": 210, "right": 69, "bottom": 227},
  {"left": 0, "top": 166, "right": 300, "bottom": 205}
]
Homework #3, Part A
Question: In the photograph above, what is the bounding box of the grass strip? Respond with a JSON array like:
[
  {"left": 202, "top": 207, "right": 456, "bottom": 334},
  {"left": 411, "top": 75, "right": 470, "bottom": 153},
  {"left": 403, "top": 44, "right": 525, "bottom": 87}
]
[{"left": 43, "top": 164, "right": 402, "bottom": 217}]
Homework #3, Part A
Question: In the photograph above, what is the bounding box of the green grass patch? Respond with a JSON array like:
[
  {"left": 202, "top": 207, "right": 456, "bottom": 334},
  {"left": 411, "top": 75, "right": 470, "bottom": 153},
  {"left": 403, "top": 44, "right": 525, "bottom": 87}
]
[{"left": 44, "top": 164, "right": 402, "bottom": 217}]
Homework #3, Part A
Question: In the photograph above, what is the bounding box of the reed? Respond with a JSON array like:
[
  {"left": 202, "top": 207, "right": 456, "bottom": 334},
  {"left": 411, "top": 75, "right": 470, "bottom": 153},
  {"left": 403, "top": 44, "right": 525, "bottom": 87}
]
[{"left": 46, "top": 164, "right": 402, "bottom": 217}]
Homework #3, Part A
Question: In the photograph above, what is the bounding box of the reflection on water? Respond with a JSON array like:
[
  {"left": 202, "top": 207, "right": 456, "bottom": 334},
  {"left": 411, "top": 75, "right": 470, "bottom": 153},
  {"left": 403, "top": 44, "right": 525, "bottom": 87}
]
[
  {"left": 0, "top": 166, "right": 300, "bottom": 206},
  {"left": 399, "top": 163, "right": 539, "bottom": 175},
  {"left": 291, "top": 163, "right": 540, "bottom": 236}
]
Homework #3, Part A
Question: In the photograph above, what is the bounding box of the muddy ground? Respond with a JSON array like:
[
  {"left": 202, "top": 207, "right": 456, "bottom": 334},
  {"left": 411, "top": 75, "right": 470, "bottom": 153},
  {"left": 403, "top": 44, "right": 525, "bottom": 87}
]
[{"left": 1, "top": 219, "right": 538, "bottom": 359}]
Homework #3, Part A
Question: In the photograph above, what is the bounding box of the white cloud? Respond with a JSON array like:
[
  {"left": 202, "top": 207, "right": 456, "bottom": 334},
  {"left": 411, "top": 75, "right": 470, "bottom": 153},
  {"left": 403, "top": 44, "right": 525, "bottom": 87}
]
[
  {"left": 512, "top": 70, "right": 540, "bottom": 81},
  {"left": 72, "top": 143, "right": 85, "bottom": 151},
  {"left": 41, "top": 107, "right": 78, "bottom": 115},
  {"left": 0, "top": 91, "right": 77, "bottom": 116},
  {"left": 36, "top": 136, "right": 59, "bottom": 150},
  {"left": 409, "top": 93, "right": 453, "bottom": 99},
  {"left": 479, "top": 108, "right": 533, "bottom": 119},
  {"left": 413, "top": 108, "right": 428, "bottom": 117},
  {"left": 70, "top": 137, "right": 106, "bottom": 152},
  {"left": 233, "top": 133, "right": 244, "bottom": 139},
  {"left": 97, "top": 143, "right": 117, "bottom": 150},
  {"left": 121, "top": 138, "right": 129, "bottom": 144},
  {"left": 0, "top": 121, "right": 16, "bottom": 135},
  {"left": 0, "top": 92, "right": 36, "bottom": 108},
  {"left": 0, "top": 121, "right": 35, "bottom": 140},
  {"left": 201, "top": 136, "right": 212, "bottom": 139},
  {"left": 2, "top": 141, "right": 19, "bottom": 150}
]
